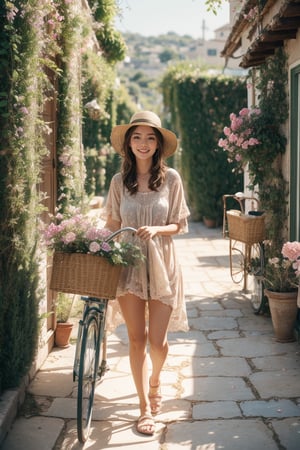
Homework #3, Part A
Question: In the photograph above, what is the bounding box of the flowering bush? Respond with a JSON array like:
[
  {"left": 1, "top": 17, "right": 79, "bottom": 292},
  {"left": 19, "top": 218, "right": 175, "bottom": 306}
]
[
  {"left": 42, "top": 209, "right": 144, "bottom": 267},
  {"left": 243, "top": 6, "right": 259, "bottom": 23},
  {"left": 282, "top": 241, "right": 300, "bottom": 277},
  {"left": 218, "top": 107, "right": 261, "bottom": 167},
  {"left": 263, "top": 241, "right": 300, "bottom": 292}
]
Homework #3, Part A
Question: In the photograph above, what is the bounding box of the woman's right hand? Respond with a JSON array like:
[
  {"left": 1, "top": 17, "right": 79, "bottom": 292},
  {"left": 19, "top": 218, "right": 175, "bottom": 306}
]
[{"left": 104, "top": 216, "right": 121, "bottom": 232}]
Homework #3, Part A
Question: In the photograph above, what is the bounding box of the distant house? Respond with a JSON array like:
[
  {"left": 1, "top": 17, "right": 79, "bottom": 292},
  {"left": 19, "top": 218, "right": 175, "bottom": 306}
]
[
  {"left": 221, "top": 0, "right": 300, "bottom": 241},
  {"left": 188, "top": 24, "right": 242, "bottom": 71},
  {"left": 120, "top": 28, "right": 242, "bottom": 81}
]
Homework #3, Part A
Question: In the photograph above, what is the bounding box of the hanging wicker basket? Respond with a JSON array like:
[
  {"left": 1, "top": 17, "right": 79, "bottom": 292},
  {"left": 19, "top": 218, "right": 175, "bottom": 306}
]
[
  {"left": 50, "top": 252, "right": 122, "bottom": 299},
  {"left": 226, "top": 210, "right": 265, "bottom": 245}
]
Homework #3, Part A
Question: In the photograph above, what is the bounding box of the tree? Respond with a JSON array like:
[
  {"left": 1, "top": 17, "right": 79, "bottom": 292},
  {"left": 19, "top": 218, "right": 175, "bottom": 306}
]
[{"left": 159, "top": 49, "right": 178, "bottom": 63}]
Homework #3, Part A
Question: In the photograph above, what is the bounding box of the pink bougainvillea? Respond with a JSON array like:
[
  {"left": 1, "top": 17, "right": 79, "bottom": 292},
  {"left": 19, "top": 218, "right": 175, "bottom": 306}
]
[
  {"left": 218, "top": 108, "right": 261, "bottom": 165},
  {"left": 282, "top": 241, "right": 300, "bottom": 277}
]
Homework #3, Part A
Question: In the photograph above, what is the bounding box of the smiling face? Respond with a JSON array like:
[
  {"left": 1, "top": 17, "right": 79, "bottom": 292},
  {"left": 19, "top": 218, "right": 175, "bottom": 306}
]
[{"left": 129, "top": 125, "right": 158, "bottom": 161}]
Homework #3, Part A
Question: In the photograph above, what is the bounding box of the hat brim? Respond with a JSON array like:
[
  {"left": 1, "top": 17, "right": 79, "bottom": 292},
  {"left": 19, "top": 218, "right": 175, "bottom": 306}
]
[{"left": 110, "top": 121, "right": 178, "bottom": 158}]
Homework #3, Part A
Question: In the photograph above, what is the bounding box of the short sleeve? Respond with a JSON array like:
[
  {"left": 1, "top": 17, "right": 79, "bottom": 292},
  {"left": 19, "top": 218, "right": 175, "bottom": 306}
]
[
  {"left": 167, "top": 169, "right": 190, "bottom": 234},
  {"left": 101, "top": 173, "right": 122, "bottom": 222}
]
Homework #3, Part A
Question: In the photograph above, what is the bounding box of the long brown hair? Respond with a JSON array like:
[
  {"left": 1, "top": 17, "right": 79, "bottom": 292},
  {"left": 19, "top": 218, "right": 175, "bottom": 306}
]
[{"left": 121, "top": 126, "right": 167, "bottom": 194}]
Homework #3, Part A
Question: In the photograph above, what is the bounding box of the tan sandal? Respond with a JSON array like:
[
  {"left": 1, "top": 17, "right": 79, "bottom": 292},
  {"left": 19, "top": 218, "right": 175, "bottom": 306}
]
[
  {"left": 148, "top": 382, "right": 162, "bottom": 415},
  {"left": 136, "top": 415, "right": 155, "bottom": 435}
]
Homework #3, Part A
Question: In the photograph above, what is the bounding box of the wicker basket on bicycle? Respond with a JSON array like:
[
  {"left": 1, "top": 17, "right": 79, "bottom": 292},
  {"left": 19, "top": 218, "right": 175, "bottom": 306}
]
[
  {"left": 226, "top": 210, "right": 265, "bottom": 245},
  {"left": 50, "top": 252, "right": 122, "bottom": 299}
]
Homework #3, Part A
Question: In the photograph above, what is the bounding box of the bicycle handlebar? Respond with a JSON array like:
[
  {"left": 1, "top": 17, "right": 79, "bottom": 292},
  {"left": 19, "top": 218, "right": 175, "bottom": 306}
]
[
  {"left": 105, "top": 226, "right": 137, "bottom": 242},
  {"left": 222, "top": 193, "right": 259, "bottom": 202}
]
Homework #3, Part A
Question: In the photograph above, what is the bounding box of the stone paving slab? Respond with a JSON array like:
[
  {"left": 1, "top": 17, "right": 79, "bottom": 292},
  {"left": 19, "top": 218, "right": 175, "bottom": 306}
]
[
  {"left": 168, "top": 341, "right": 218, "bottom": 357},
  {"left": 59, "top": 419, "right": 166, "bottom": 449},
  {"left": 1, "top": 417, "right": 64, "bottom": 450},
  {"left": 182, "top": 377, "right": 255, "bottom": 401},
  {"left": 271, "top": 418, "right": 300, "bottom": 450},
  {"left": 27, "top": 369, "right": 75, "bottom": 398},
  {"left": 252, "top": 354, "right": 300, "bottom": 371},
  {"left": 181, "top": 357, "right": 252, "bottom": 377},
  {"left": 217, "top": 335, "right": 297, "bottom": 357},
  {"left": 203, "top": 308, "right": 243, "bottom": 317},
  {"left": 238, "top": 316, "right": 274, "bottom": 331},
  {"left": 240, "top": 399, "right": 300, "bottom": 417},
  {"left": 249, "top": 370, "right": 300, "bottom": 398},
  {"left": 194, "top": 301, "right": 224, "bottom": 311},
  {"left": 192, "top": 401, "right": 241, "bottom": 419},
  {"left": 164, "top": 419, "right": 278, "bottom": 449},
  {"left": 207, "top": 330, "right": 240, "bottom": 340},
  {"left": 169, "top": 329, "right": 208, "bottom": 343},
  {"left": 40, "top": 348, "right": 75, "bottom": 370},
  {"left": 189, "top": 316, "right": 238, "bottom": 331}
]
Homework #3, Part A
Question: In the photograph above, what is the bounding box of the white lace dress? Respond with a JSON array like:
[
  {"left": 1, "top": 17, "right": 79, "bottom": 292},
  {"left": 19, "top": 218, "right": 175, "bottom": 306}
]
[{"left": 102, "top": 168, "right": 190, "bottom": 332}]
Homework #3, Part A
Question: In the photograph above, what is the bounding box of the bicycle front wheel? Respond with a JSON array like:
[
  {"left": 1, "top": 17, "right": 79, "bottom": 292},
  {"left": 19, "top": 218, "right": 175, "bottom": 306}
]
[
  {"left": 229, "top": 239, "right": 246, "bottom": 285},
  {"left": 77, "top": 315, "right": 99, "bottom": 443}
]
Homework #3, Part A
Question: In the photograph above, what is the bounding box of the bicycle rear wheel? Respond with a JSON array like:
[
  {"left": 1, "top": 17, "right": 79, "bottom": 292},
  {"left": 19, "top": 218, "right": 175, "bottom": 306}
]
[
  {"left": 77, "top": 314, "right": 99, "bottom": 443},
  {"left": 248, "top": 243, "right": 268, "bottom": 314}
]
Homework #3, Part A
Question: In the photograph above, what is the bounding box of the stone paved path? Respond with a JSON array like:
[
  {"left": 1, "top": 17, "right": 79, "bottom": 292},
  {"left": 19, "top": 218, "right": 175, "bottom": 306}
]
[{"left": 2, "top": 222, "right": 300, "bottom": 449}]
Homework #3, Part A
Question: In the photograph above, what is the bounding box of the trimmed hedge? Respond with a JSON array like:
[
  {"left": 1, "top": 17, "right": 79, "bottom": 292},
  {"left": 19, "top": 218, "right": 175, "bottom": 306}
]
[{"left": 162, "top": 67, "right": 246, "bottom": 223}]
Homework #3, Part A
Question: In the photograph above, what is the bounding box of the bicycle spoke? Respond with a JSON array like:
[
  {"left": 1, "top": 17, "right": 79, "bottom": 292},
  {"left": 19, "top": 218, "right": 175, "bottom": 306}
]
[
  {"left": 248, "top": 243, "right": 268, "bottom": 314},
  {"left": 77, "top": 315, "right": 98, "bottom": 443}
]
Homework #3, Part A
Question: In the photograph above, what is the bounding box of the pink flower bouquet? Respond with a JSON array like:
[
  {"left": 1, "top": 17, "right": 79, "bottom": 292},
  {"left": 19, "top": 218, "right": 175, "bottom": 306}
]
[{"left": 42, "top": 209, "right": 143, "bottom": 266}]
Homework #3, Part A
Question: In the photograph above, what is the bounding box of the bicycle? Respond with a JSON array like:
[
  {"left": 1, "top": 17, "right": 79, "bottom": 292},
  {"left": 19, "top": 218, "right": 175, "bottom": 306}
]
[
  {"left": 72, "top": 226, "right": 137, "bottom": 443},
  {"left": 222, "top": 193, "right": 268, "bottom": 315}
]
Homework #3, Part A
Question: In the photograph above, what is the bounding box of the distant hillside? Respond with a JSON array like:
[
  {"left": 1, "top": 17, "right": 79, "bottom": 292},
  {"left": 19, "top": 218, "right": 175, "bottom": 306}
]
[
  {"left": 116, "top": 31, "right": 211, "bottom": 109},
  {"left": 119, "top": 31, "right": 209, "bottom": 75}
]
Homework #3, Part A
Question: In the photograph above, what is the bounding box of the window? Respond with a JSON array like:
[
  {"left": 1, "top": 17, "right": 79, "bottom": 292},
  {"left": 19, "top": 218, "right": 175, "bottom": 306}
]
[{"left": 207, "top": 48, "right": 217, "bottom": 56}]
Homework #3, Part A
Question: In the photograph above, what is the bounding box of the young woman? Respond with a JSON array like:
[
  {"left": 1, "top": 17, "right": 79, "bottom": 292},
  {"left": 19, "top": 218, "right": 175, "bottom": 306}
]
[{"left": 103, "top": 111, "right": 190, "bottom": 435}]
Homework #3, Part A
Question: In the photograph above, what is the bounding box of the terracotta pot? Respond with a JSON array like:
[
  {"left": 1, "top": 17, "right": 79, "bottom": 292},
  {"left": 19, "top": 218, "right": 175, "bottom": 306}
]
[
  {"left": 203, "top": 217, "right": 217, "bottom": 228},
  {"left": 55, "top": 322, "right": 73, "bottom": 347},
  {"left": 264, "top": 289, "right": 298, "bottom": 342}
]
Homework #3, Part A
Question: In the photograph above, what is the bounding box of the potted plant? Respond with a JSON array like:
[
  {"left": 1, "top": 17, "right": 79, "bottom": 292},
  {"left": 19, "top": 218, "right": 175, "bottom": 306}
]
[
  {"left": 263, "top": 241, "right": 300, "bottom": 342},
  {"left": 54, "top": 292, "right": 74, "bottom": 347}
]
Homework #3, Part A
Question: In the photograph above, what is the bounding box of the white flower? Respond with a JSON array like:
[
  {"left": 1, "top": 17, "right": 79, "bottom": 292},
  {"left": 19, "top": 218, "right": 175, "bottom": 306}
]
[{"left": 89, "top": 241, "right": 101, "bottom": 253}]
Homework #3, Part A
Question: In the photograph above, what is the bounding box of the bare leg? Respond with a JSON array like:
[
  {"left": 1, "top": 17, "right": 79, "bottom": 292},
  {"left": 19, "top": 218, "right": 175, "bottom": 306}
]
[
  {"left": 118, "top": 293, "right": 151, "bottom": 417},
  {"left": 148, "top": 300, "right": 172, "bottom": 388}
]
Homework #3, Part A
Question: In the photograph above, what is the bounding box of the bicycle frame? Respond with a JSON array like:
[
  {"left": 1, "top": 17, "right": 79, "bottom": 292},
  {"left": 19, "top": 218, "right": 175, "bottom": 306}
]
[{"left": 222, "top": 193, "right": 268, "bottom": 314}]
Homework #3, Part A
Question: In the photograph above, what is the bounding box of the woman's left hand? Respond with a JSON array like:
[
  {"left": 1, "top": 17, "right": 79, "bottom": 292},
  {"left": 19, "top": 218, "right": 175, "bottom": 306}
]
[{"left": 136, "top": 226, "right": 157, "bottom": 241}]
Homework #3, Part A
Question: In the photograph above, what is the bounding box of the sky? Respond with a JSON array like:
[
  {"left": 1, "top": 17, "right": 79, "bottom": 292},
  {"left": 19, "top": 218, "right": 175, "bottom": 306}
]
[{"left": 115, "top": 0, "right": 230, "bottom": 41}]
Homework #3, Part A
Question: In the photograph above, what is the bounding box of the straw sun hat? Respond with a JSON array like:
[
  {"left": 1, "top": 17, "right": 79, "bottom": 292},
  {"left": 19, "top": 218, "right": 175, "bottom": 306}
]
[{"left": 110, "top": 111, "right": 178, "bottom": 158}]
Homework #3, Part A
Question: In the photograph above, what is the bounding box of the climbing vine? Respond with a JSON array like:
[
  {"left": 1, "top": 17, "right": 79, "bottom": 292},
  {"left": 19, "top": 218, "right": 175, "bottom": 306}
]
[
  {"left": 0, "top": 0, "right": 60, "bottom": 391},
  {"left": 249, "top": 48, "right": 288, "bottom": 250},
  {"left": 0, "top": 0, "right": 126, "bottom": 392}
]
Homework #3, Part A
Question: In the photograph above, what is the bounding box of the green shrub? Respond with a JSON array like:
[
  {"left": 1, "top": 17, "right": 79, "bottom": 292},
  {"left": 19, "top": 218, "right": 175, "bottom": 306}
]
[{"left": 162, "top": 66, "right": 246, "bottom": 223}]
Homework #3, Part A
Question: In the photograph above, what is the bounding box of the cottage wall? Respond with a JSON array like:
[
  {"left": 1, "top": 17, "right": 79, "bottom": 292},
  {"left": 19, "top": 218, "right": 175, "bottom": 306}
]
[{"left": 281, "top": 29, "right": 300, "bottom": 184}]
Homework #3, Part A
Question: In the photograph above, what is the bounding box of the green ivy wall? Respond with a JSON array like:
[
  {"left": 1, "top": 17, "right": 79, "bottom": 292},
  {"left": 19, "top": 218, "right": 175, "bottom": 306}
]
[{"left": 0, "top": 0, "right": 126, "bottom": 393}]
